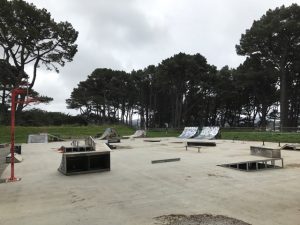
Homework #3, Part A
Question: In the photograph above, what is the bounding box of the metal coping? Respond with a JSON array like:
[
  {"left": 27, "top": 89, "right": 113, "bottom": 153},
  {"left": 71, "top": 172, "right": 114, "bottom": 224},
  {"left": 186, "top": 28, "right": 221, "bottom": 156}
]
[{"left": 187, "top": 141, "right": 216, "bottom": 147}]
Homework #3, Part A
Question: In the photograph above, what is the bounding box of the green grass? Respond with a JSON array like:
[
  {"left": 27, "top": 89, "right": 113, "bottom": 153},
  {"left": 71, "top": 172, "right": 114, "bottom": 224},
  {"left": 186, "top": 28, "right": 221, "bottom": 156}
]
[
  {"left": 1, "top": 125, "right": 299, "bottom": 144},
  {"left": 0, "top": 125, "right": 135, "bottom": 143},
  {"left": 0, "top": 126, "right": 181, "bottom": 143},
  {"left": 221, "top": 131, "right": 300, "bottom": 143},
  {"left": 146, "top": 130, "right": 181, "bottom": 138}
]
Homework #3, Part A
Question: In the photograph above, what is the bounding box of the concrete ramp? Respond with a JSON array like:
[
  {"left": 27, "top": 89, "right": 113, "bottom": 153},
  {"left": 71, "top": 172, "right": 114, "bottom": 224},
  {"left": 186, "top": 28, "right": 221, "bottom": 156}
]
[
  {"left": 98, "top": 128, "right": 119, "bottom": 140},
  {"left": 178, "top": 127, "right": 199, "bottom": 138},
  {"left": 218, "top": 158, "right": 283, "bottom": 172},
  {"left": 47, "top": 134, "right": 65, "bottom": 142},
  {"left": 281, "top": 144, "right": 300, "bottom": 151},
  {"left": 28, "top": 133, "right": 48, "bottom": 143},
  {"left": 124, "top": 130, "right": 146, "bottom": 138},
  {"left": 6, "top": 153, "right": 23, "bottom": 163},
  {"left": 195, "top": 126, "right": 220, "bottom": 139}
]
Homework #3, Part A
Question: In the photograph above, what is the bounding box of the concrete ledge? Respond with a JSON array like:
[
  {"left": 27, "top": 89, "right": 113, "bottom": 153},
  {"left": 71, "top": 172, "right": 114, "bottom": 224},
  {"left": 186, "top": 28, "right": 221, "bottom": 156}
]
[
  {"left": 250, "top": 146, "right": 281, "bottom": 158},
  {"left": 58, "top": 150, "right": 110, "bottom": 175},
  {"left": 0, "top": 145, "right": 10, "bottom": 176}
]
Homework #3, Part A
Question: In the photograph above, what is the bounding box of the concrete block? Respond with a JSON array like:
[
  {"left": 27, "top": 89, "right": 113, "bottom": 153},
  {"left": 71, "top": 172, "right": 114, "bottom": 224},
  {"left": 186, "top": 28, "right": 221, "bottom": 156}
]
[
  {"left": 58, "top": 151, "right": 110, "bottom": 175},
  {"left": 28, "top": 134, "right": 48, "bottom": 143},
  {"left": 250, "top": 146, "right": 281, "bottom": 158}
]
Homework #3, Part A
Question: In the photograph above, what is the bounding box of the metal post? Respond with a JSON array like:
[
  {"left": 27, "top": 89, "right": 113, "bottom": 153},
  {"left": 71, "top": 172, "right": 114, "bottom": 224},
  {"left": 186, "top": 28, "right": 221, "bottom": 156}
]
[
  {"left": 271, "top": 160, "right": 275, "bottom": 168},
  {"left": 9, "top": 89, "right": 16, "bottom": 181},
  {"left": 7, "top": 88, "right": 30, "bottom": 182}
]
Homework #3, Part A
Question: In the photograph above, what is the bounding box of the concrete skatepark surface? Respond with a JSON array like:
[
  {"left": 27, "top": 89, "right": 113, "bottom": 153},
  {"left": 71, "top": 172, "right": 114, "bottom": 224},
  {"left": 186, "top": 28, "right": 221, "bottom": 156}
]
[{"left": 1, "top": 138, "right": 300, "bottom": 225}]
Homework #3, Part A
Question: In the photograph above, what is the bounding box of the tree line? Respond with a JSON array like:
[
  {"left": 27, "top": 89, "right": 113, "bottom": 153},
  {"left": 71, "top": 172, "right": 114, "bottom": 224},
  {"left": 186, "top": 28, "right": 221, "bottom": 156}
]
[
  {"left": 67, "top": 4, "right": 300, "bottom": 129},
  {"left": 66, "top": 53, "right": 281, "bottom": 128},
  {"left": 1, "top": 2, "right": 300, "bottom": 129}
]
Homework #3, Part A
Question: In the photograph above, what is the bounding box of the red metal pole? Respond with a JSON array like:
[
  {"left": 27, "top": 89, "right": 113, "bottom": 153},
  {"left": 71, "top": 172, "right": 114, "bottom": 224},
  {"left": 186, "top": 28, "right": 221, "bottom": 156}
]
[
  {"left": 7, "top": 87, "right": 32, "bottom": 182},
  {"left": 9, "top": 89, "right": 16, "bottom": 181}
]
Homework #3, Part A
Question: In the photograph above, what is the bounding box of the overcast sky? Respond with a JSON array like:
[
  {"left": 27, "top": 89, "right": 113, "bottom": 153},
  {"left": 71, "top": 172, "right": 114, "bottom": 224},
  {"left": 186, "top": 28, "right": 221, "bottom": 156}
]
[{"left": 25, "top": 0, "right": 300, "bottom": 115}]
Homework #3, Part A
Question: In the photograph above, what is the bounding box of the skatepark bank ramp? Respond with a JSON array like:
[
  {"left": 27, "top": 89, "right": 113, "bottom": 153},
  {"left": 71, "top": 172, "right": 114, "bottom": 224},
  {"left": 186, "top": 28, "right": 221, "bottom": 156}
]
[
  {"left": 97, "top": 128, "right": 119, "bottom": 140},
  {"left": 195, "top": 126, "right": 220, "bottom": 139},
  {"left": 178, "top": 127, "right": 199, "bottom": 138},
  {"left": 124, "top": 130, "right": 146, "bottom": 138}
]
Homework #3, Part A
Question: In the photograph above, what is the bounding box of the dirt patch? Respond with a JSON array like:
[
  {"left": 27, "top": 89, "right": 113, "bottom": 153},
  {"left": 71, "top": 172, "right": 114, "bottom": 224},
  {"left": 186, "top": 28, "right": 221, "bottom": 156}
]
[{"left": 154, "top": 214, "right": 251, "bottom": 225}]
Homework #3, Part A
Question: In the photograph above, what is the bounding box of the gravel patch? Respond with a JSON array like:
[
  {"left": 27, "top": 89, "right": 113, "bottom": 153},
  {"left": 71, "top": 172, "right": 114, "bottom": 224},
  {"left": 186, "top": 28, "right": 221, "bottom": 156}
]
[{"left": 154, "top": 214, "right": 251, "bottom": 225}]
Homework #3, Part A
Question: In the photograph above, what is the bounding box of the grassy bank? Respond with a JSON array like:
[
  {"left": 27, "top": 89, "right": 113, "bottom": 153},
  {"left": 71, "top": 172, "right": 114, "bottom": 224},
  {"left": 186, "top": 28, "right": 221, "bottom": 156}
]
[
  {"left": 221, "top": 131, "right": 300, "bottom": 143},
  {"left": 0, "top": 125, "right": 181, "bottom": 143},
  {"left": 1, "top": 126, "right": 299, "bottom": 143},
  {"left": 0, "top": 125, "right": 134, "bottom": 143}
]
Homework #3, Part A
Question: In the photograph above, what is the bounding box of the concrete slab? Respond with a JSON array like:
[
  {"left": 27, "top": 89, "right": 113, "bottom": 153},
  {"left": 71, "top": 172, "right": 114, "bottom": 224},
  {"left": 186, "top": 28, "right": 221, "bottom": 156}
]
[{"left": 0, "top": 139, "right": 300, "bottom": 225}]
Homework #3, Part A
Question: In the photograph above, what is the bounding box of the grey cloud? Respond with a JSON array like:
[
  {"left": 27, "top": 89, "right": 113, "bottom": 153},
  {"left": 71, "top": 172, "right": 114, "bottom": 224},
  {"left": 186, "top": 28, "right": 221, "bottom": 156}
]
[{"left": 24, "top": 0, "right": 300, "bottom": 113}]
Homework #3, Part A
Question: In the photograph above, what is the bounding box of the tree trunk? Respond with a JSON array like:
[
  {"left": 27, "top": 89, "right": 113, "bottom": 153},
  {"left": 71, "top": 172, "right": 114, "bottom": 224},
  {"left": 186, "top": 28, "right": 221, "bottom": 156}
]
[
  {"left": 260, "top": 104, "right": 268, "bottom": 128},
  {"left": 280, "top": 69, "right": 289, "bottom": 131},
  {"left": 140, "top": 107, "right": 145, "bottom": 129}
]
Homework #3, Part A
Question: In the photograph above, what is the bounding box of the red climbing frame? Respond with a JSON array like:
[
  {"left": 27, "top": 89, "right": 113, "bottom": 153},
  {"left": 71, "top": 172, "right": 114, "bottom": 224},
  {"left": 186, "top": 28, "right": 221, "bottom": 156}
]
[{"left": 7, "top": 86, "right": 36, "bottom": 182}]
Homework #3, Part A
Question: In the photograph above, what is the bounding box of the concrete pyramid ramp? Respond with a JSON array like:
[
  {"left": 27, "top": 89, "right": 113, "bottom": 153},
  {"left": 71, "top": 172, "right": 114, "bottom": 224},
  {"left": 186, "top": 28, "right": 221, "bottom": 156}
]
[
  {"left": 178, "top": 127, "right": 199, "bottom": 138},
  {"left": 6, "top": 153, "right": 23, "bottom": 163},
  {"left": 47, "top": 134, "right": 65, "bottom": 142},
  {"left": 195, "top": 126, "right": 220, "bottom": 140},
  {"left": 98, "top": 128, "right": 119, "bottom": 140},
  {"left": 28, "top": 133, "right": 48, "bottom": 143}
]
